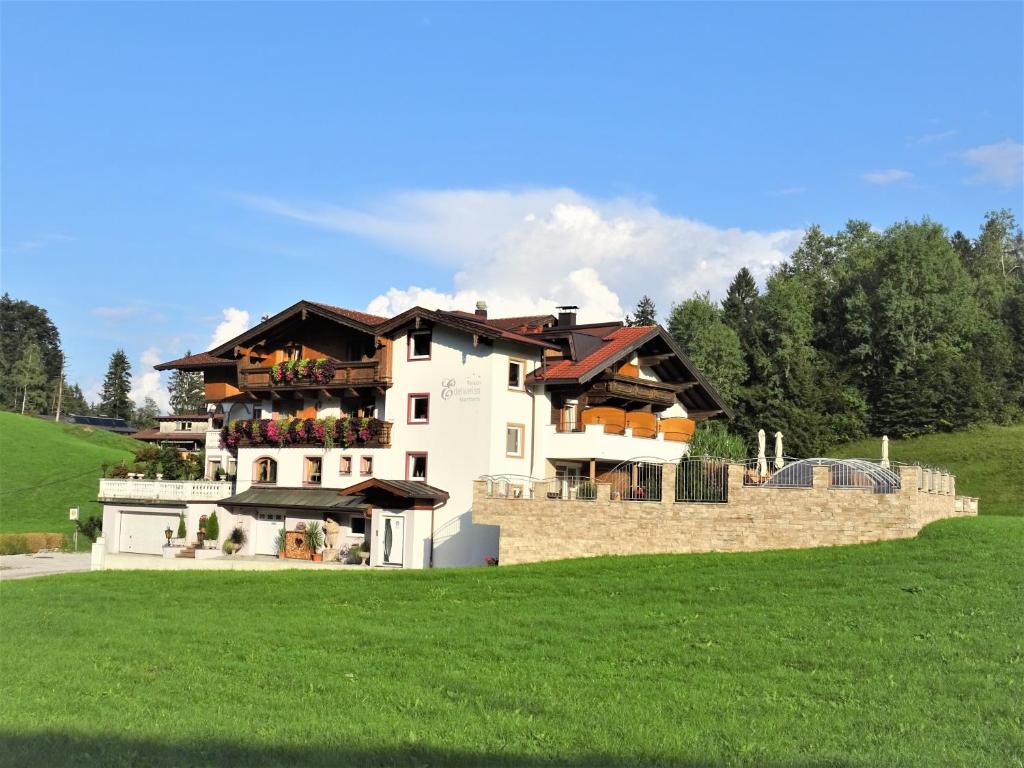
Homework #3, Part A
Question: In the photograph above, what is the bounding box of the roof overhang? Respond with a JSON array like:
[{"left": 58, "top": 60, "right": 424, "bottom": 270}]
[
  {"left": 208, "top": 300, "right": 380, "bottom": 359},
  {"left": 220, "top": 487, "right": 368, "bottom": 511},
  {"left": 375, "top": 307, "right": 558, "bottom": 351},
  {"left": 340, "top": 478, "right": 449, "bottom": 504}
]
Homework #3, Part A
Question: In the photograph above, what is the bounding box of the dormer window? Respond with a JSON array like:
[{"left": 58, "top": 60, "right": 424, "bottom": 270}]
[{"left": 408, "top": 330, "right": 432, "bottom": 360}]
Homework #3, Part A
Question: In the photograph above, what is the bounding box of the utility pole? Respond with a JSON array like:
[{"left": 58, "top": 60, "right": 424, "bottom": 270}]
[{"left": 54, "top": 359, "right": 65, "bottom": 422}]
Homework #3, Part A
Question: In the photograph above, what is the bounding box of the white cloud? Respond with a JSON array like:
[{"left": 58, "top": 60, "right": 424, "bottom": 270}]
[
  {"left": 906, "top": 129, "right": 958, "bottom": 146},
  {"left": 244, "top": 188, "right": 804, "bottom": 323},
  {"left": 861, "top": 169, "right": 913, "bottom": 186},
  {"left": 962, "top": 140, "right": 1024, "bottom": 187},
  {"left": 130, "top": 346, "right": 169, "bottom": 414},
  {"left": 209, "top": 307, "right": 252, "bottom": 349},
  {"left": 1, "top": 233, "right": 74, "bottom": 255}
]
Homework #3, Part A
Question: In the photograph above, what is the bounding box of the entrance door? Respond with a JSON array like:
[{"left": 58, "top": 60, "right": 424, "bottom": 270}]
[
  {"left": 255, "top": 511, "right": 284, "bottom": 556},
  {"left": 380, "top": 514, "right": 404, "bottom": 567}
]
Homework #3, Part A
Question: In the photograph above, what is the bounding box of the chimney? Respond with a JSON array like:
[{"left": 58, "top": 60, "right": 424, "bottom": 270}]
[
  {"left": 475, "top": 300, "right": 488, "bottom": 319},
  {"left": 556, "top": 305, "right": 579, "bottom": 328}
]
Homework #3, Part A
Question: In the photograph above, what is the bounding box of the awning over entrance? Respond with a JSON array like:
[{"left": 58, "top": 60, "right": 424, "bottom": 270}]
[
  {"left": 221, "top": 487, "right": 368, "bottom": 511},
  {"left": 340, "top": 478, "right": 450, "bottom": 504}
]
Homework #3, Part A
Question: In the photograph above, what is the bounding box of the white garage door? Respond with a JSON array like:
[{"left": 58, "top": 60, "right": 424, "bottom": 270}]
[{"left": 119, "top": 510, "right": 179, "bottom": 555}]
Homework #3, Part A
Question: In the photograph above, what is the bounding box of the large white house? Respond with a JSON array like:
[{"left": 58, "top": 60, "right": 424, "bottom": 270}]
[{"left": 99, "top": 300, "right": 729, "bottom": 568}]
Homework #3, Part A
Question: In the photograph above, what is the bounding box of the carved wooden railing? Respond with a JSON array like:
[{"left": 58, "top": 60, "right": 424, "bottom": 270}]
[{"left": 239, "top": 360, "right": 391, "bottom": 390}]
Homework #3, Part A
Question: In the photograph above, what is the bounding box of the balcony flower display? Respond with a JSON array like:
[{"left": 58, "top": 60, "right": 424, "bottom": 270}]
[
  {"left": 219, "top": 416, "right": 386, "bottom": 450},
  {"left": 270, "top": 357, "right": 337, "bottom": 385}
]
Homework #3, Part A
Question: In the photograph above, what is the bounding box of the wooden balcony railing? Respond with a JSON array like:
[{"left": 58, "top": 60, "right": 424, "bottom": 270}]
[
  {"left": 555, "top": 408, "right": 695, "bottom": 442},
  {"left": 238, "top": 360, "right": 391, "bottom": 391}
]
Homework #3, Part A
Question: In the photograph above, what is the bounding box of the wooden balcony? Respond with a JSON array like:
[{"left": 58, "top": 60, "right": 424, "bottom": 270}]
[
  {"left": 238, "top": 360, "right": 391, "bottom": 393},
  {"left": 586, "top": 374, "right": 678, "bottom": 408}
]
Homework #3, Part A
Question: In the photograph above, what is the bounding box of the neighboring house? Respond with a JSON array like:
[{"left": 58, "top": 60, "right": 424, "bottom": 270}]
[
  {"left": 63, "top": 414, "right": 135, "bottom": 434},
  {"left": 131, "top": 414, "right": 217, "bottom": 453},
  {"left": 98, "top": 300, "right": 728, "bottom": 567}
]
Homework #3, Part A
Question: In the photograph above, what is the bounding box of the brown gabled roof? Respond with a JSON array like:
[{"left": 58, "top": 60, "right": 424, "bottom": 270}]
[
  {"left": 532, "top": 326, "right": 657, "bottom": 382},
  {"left": 154, "top": 351, "right": 234, "bottom": 371},
  {"left": 131, "top": 429, "right": 206, "bottom": 442},
  {"left": 341, "top": 478, "right": 449, "bottom": 503},
  {"left": 308, "top": 302, "right": 388, "bottom": 326},
  {"left": 488, "top": 314, "right": 556, "bottom": 331},
  {"left": 376, "top": 308, "right": 558, "bottom": 351}
]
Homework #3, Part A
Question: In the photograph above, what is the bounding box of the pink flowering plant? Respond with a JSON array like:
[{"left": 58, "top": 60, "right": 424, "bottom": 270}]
[
  {"left": 219, "top": 416, "right": 384, "bottom": 452},
  {"left": 270, "top": 358, "right": 337, "bottom": 386}
]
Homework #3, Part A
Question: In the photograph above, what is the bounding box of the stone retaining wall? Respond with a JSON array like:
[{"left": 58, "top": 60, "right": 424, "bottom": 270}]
[{"left": 473, "top": 464, "right": 977, "bottom": 566}]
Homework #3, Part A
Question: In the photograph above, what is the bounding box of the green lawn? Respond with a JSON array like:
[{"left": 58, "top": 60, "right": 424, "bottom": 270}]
[
  {"left": 1, "top": 516, "right": 1022, "bottom": 767},
  {"left": 0, "top": 411, "right": 141, "bottom": 541},
  {"left": 833, "top": 423, "right": 1024, "bottom": 516}
]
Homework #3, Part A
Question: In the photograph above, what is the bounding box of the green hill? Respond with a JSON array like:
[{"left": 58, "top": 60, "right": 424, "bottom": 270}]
[
  {"left": 832, "top": 423, "right": 1024, "bottom": 516},
  {"left": 0, "top": 411, "right": 142, "bottom": 541}
]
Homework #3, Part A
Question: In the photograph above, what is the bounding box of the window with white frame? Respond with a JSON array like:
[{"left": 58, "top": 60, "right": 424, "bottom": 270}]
[
  {"left": 408, "top": 394, "right": 429, "bottom": 424},
  {"left": 408, "top": 330, "right": 432, "bottom": 360},
  {"left": 407, "top": 453, "right": 428, "bottom": 481},
  {"left": 508, "top": 359, "right": 525, "bottom": 390},
  {"left": 505, "top": 423, "right": 525, "bottom": 458}
]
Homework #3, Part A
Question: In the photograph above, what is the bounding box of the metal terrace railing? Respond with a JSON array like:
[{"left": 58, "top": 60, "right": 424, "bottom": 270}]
[
  {"left": 606, "top": 457, "right": 664, "bottom": 502},
  {"left": 480, "top": 475, "right": 598, "bottom": 501},
  {"left": 675, "top": 456, "right": 730, "bottom": 503},
  {"left": 742, "top": 457, "right": 902, "bottom": 494}
]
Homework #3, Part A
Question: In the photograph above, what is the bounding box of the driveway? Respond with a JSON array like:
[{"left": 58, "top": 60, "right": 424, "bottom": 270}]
[{"left": 0, "top": 552, "right": 92, "bottom": 581}]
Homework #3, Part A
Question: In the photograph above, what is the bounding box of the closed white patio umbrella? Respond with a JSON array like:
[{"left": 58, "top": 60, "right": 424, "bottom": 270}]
[
  {"left": 774, "top": 431, "right": 785, "bottom": 470},
  {"left": 757, "top": 429, "right": 768, "bottom": 478},
  {"left": 881, "top": 435, "right": 890, "bottom": 469}
]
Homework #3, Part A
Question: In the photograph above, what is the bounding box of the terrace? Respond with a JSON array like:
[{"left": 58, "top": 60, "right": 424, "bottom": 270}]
[{"left": 98, "top": 478, "right": 235, "bottom": 503}]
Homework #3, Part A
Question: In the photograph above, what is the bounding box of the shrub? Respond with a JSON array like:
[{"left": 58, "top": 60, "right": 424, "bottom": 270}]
[
  {"left": 205, "top": 511, "right": 220, "bottom": 541},
  {"left": 274, "top": 528, "right": 287, "bottom": 553},
  {"left": 345, "top": 544, "right": 363, "bottom": 564},
  {"left": 176, "top": 513, "right": 186, "bottom": 539},
  {"left": 75, "top": 515, "right": 103, "bottom": 543},
  {"left": 222, "top": 539, "right": 235, "bottom": 554},
  {"left": 0, "top": 533, "right": 65, "bottom": 555},
  {"left": 305, "top": 521, "right": 323, "bottom": 553},
  {"left": 229, "top": 526, "right": 246, "bottom": 546},
  {"left": 688, "top": 421, "right": 747, "bottom": 461}
]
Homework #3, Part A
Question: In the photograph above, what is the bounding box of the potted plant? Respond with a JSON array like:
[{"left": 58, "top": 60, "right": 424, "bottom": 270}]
[
  {"left": 176, "top": 512, "right": 186, "bottom": 542},
  {"left": 222, "top": 539, "right": 235, "bottom": 555},
  {"left": 275, "top": 528, "right": 287, "bottom": 560},
  {"left": 306, "top": 521, "right": 324, "bottom": 562},
  {"left": 359, "top": 539, "right": 370, "bottom": 565},
  {"left": 229, "top": 526, "right": 246, "bottom": 554}
]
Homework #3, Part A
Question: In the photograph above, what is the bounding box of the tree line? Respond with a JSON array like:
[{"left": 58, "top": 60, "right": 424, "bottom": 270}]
[
  {"left": 629, "top": 210, "right": 1024, "bottom": 456},
  {"left": 0, "top": 293, "right": 205, "bottom": 428}
]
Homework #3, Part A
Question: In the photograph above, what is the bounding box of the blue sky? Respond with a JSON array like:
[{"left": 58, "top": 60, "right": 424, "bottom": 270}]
[{"left": 2, "top": 2, "right": 1022, "bottom": 410}]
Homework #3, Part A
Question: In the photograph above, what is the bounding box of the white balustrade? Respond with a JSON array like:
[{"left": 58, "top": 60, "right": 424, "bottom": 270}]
[{"left": 98, "top": 479, "right": 234, "bottom": 502}]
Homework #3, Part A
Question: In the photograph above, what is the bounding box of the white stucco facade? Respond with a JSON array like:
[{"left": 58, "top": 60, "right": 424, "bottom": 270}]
[{"left": 101, "top": 310, "right": 700, "bottom": 569}]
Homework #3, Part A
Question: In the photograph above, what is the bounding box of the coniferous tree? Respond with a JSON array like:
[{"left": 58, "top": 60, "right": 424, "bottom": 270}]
[
  {"left": 12, "top": 342, "right": 48, "bottom": 414},
  {"left": 0, "top": 294, "right": 63, "bottom": 409},
  {"left": 99, "top": 349, "right": 133, "bottom": 420},
  {"left": 168, "top": 351, "right": 206, "bottom": 414},
  {"left": 132, "top": 397, "right": 160, "bottom": 430},
  {"left": 625, "top": 295, "right": 658, "bottom": 326},
  {"left": 667, "top": 293, "right": 747, "bottom": 408},
  {"left": 61, "top": 383, "right": 90, "bottom": 416}
]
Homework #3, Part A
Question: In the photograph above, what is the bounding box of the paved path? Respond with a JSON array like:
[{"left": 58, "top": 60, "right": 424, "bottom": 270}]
[{"left": 0, "top": 552, "right": 91, "bottom": 581}]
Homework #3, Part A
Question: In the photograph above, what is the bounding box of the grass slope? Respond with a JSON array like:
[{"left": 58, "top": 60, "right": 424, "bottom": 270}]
[
  {"left": 1, "top": 516, "right": 1022, "bottom": 767},
  {"left": 832, "top": 423, "right": 1024, "bottom": 517},
  {"left": 0, "top": 411, "right": 141, "bottom": 537}
]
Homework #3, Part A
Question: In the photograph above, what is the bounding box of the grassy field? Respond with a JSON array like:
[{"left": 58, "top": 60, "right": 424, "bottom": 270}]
[
  {"left": 833, "top": 423, "right": 1024, "bottom": 516},
  {"left": 0, "top": 411, "right": 141, "bottom": 539},
  {"left": 1, "top": 515, "right": 1022, "bottom": 767}
]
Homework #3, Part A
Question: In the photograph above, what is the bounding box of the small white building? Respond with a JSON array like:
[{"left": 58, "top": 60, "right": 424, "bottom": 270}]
[{"left": 99, "top": 300, "right": 729, "bottom": 568}]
